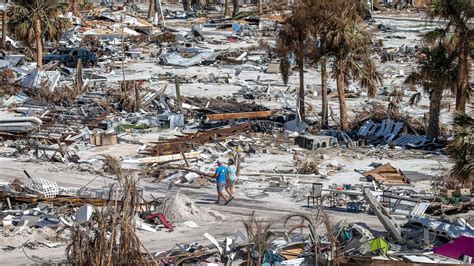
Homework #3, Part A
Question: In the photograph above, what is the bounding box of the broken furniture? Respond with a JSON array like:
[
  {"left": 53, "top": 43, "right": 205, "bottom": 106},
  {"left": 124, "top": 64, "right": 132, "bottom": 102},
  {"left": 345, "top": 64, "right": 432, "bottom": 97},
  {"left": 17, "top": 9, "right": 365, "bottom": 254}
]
[
  {"left": 89, "top": 132, "right": 118, "bottom": 146},
  {"left": 363, "top": 163, "right": 410, "bottom": 186},
  {"left": 307, "top": 183, "right": 323, "bottom": 207}
]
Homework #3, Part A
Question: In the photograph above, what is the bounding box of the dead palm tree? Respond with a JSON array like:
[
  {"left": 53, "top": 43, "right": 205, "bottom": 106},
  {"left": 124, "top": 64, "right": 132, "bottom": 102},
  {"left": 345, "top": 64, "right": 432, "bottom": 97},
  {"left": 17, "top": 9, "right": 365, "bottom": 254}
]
[
  {"left": 232, "top": 0, "right": 239, "bottom": 16},
  {"left": 148, "top": 0, "right": 156, "bottom": 19},
  {"left": 406, "top": 42, "right": 458, "bottom": 140},
  {"left": 445, "top": 113, "right": 474, "bottom": 187},
  {"left": 427, "top": 0, "right": 474, "bottom": 114},
  {"left": 8, "top": 0, "right": 70, "bottom": 68},
  {"left": 276, "top": 3, "right": 315, "bottom": 122},
  {"left": 321, "top": 0, "right": 381, "bottom": 130}
]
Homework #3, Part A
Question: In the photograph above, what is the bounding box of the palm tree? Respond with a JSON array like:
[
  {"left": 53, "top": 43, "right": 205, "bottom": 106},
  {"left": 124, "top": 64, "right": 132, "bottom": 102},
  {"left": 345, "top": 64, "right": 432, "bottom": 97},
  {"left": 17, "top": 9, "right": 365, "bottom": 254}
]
[
  {"left": 276, "top": 3, "right": 315, "bottom": 122},
  {"left": 308, "top": 38, "right": 330, "bottom": 128},
  {"left": 445, "top": 113, "right": 474, "bottom": 187},
  {"left": 406, "top": 42, "right": 458, "bottom": 140},
  {"left": 427, "top": 0, "right": 474, "bottom": 114},
  {"left": 8, "top": 0, "right": 70, "bottom": 69},
  {"left": 320, "top": 58, "right": 329, "bottom": 128},
  {"left": 321, "top": 0, "right": 380, "bottom": 130},
  {"left": 232, "top": 0, "right": 239, "bottom": 16},
  {"left": 148, "top": 0, "right": 156, "bottom": 19}
]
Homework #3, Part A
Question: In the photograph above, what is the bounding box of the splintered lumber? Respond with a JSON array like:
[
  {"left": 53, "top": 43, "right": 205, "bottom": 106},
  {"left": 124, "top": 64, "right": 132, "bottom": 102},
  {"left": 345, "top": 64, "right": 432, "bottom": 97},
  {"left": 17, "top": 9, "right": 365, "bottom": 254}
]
[
  {"left": 363, "top": 163, "right": 410, "bottom": 185},
  {"left": 138, "top": 151, "right": 201, "bottom": 164},
  {"left": 205, "top": 110, "right": 277, "bottom": 121},
  {"left": 143, "top": 123, "right": 251, "bottom": 156}
]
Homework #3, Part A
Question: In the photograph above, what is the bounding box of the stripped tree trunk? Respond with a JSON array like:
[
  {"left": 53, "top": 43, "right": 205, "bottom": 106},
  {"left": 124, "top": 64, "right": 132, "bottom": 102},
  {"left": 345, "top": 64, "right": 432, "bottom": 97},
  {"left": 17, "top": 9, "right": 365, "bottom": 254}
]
[
  {"left": 298, "top": 58, "right": 305, "bottom": 121},
  {"left": 321, "top": 59, "right": 328, "bottom": 129},
  {"left": 258, "top": 0, "right": 263, "bottom": 15},
  {"left": 336, "top": 72, "right": 348, "bottom": 130},
  {"left": 232, "top": 0, "right": 239, "bottom": 16},
  {"left": 224, "top": 0, "right": 229, "bottom": 17},
  {"left": 456, "top": 39, "right": 468, "bottom": 114},
  {"left": 148, "top": 0, "right": 155, "bottom": 19},
  {"left": 34, "top": 18, "right": 43, "bottom": 68},
  {"left": 427, "top": 88, "right": 443, "bottom": 141}
]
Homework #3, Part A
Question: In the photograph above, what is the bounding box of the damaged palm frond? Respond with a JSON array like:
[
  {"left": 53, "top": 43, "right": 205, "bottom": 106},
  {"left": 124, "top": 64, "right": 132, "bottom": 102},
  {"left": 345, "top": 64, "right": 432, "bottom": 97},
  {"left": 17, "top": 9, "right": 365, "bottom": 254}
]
[{"left": 445, "top": 113, "right": 474, "bottom": 186}]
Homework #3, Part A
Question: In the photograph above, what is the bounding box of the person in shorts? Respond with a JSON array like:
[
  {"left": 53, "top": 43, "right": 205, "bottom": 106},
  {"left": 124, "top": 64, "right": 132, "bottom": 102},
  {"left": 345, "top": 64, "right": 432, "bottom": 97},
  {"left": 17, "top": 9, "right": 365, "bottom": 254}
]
[
  {"left": 213, "top": 160, "right": 228, "bottom": 204},
  {"left": 225, "top": 158, "right": 237, "bottom": 201}
]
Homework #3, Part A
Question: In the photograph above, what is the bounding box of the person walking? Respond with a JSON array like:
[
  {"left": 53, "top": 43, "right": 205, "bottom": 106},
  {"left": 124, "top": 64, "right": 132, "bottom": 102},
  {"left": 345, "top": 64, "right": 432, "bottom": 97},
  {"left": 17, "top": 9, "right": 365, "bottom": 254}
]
[
  {"left": 225, "top": 158, "right": 236, "bottom": 203},
  {"left": 213, "top": 160, "right": 228, "bottom": 204}
]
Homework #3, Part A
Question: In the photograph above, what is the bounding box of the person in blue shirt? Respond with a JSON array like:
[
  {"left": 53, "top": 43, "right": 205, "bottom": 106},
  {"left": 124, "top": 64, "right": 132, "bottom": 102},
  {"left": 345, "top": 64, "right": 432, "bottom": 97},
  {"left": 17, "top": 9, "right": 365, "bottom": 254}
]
[
  {"left": 213, "top": 160, "right": 228, "bottom": 204},
  {"left": 225, "top": 158, "right": 236, "bottom": 201}
]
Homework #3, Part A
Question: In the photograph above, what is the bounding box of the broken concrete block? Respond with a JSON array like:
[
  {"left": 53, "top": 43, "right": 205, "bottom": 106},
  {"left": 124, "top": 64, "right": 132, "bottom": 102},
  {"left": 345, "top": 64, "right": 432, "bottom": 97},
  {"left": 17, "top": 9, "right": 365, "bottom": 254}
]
[{"left": 75, "top": 205, "right": 93, "bottom": 224}]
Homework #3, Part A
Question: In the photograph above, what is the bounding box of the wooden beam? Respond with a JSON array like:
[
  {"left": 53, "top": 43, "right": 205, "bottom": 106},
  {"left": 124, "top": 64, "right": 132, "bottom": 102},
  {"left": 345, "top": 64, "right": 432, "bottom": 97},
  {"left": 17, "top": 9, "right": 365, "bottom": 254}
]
[{"left": 206, "top": 110, "right": 276, "bottom": 121}]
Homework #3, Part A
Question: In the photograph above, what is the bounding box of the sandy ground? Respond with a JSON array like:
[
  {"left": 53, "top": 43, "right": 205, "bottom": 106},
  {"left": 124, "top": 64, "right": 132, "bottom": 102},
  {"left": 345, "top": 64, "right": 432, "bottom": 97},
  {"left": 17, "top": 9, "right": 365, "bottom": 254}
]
[
  {"left": 0, "top": 144, "right": 453, "bottom": 263},
  {"left": 0, "top": 7, "right": 472, "bottom": 264}
]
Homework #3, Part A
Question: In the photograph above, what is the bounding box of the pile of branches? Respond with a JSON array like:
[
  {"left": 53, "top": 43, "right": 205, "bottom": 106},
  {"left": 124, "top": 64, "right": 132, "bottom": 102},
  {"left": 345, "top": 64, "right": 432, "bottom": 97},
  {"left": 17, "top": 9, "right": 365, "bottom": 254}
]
[
  {"left": 293, "top": 154, "right": 320, "bottom": 175},
  {"left": 150, "top": 32, "right": 177, "bottom": 44},
  {"left": 29, "top": 84, "right": 79, "bottom": 104}
]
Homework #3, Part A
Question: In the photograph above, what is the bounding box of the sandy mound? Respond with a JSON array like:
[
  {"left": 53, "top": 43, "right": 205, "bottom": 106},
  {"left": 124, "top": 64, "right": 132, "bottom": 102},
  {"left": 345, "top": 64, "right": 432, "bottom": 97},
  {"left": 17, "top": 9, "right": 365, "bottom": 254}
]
[{"left": 160, "top": 190, "right": 224, "bottom": 224}]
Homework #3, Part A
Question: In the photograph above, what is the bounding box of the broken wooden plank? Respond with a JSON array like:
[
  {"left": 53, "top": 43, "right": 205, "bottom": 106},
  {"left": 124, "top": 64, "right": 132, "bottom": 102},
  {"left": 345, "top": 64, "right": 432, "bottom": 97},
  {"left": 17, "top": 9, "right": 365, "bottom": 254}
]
[
  {"left": 137, "top": 151, "right": 201, "bottom": 164},
  {"left": 206, "top": 110, "right": 276, "bottom": 121}
]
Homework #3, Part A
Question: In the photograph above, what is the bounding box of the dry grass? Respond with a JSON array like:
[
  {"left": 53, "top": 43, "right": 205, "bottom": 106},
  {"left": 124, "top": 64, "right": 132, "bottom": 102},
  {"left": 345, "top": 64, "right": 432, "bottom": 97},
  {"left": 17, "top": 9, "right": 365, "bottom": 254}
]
[
  {"left": 100, "top": 154, "right": 123, "bottom": 178},
  {"left": 30, "top": 84, "right": 79, "bottom": 104},
  {"left": 67, "top": 155, "right": 156, "bottom": 265},
  {"left": 243, "top": 211, "right": 276, "bottom": 265},
  {"left": 66, "top": 176, "right": 150, "bottom": 265}
]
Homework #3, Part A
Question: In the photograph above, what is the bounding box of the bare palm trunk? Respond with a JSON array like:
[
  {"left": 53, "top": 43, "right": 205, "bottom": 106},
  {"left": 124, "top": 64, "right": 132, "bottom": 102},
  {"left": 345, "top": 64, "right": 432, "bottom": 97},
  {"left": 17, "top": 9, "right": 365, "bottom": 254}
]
[
  {"left": 224, "top": 0, "right": 228, "bottom": 16},
  {"left": 232, "top": 0, "right": 239, "bottom": 16},
  {"left": 148, "top": 0, "right": 155, "bottom": 19},
  {"left": 134, "top": 81, "right": 140, "bottom": 111},
  {"left": 455, "top": 40, "right": 468, "bottom": 114},
  {"left": 321, "top": 59, "right": 328, "bottom": 129},
  {"left": 298, "top": 59, "right": 305, "bottom": 121},
  {"left": 34, "top": 18, "right": 43, "bottom": 68},
  {"left": 427, "top": 88, "right": 443, "bottom": 140},
  {"left": 336, "top": 72, "right": 348, "bottom": 130}
]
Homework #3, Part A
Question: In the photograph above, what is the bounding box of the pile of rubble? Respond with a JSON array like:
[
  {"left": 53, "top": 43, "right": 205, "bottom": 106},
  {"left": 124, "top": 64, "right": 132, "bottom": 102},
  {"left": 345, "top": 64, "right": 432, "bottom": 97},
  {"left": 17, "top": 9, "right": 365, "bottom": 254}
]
[{"left": 0, "top": 0, "right": 472, "bottom": 265}]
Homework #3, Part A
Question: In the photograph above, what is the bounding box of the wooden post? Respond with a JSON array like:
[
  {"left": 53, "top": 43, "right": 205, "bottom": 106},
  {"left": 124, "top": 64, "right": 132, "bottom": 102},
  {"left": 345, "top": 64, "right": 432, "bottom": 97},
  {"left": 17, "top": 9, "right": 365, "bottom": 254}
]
[
  {"left": 175, "top": 76, "right": 182, "bottom": 112},
  {"left": 75, "top": 59, "right": 83, "bottom": 94}
]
